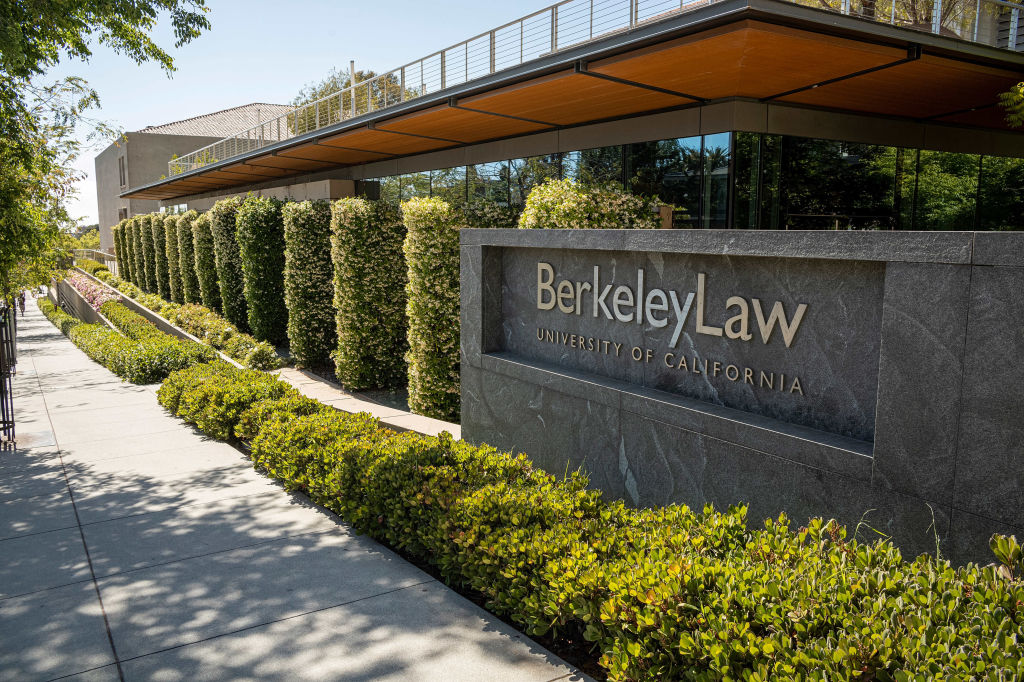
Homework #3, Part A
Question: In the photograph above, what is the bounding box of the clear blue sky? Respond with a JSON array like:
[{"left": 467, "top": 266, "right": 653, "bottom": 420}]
[{"left": 50, "top": 1, "right": 539, "bottom": 227}]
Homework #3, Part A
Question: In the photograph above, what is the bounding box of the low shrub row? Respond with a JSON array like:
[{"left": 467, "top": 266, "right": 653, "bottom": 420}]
[
  {"left": 75, "top": 258, "right": 109, "bottom": 277},
  {"left": 88, "top": 270, "right": 278, "bottom": 370},
  {"left": 39, "top": 298, "right": 215, "bottom": 384},
  {"left": 155, "top": 361, "right": 1024, "bottom": 680}
]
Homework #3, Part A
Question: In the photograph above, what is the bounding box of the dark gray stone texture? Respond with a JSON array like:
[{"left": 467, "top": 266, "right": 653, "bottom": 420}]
[
  {"left": 461, "top": 229, "right": 1024, "bottom": 565},
  {"left": 501, "top": 247, "right": 884, "bottom": 440}
]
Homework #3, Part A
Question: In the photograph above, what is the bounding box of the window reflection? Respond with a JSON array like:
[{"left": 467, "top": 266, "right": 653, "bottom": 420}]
[
  {"left": 510, "top": 155, "right": 560, "bottom": 205},
  {"left": 978, "top": 155, "right": 1024, "bottom": 230},
  {"left": 431, "top": 166, "right": 467, "bottom": 206},
  {"left": 563, "top": 146, "right": 623, "bottom": 187},
  {"left": 468, "top": 161, "right": 509, "bottom": 204}
]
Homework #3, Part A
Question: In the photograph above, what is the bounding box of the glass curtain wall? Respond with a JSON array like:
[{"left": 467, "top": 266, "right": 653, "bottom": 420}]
[{"left": 365, "top": 132, "right": 1023, "bottom": 230}]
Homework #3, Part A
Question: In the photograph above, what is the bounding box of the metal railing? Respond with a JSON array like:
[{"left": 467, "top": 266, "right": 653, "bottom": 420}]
[
  {"left": 73, "top": 249, "right": 118, "bottom": 276},
  {"left": 0, "top": 304, "right": 15, "bottom": 444},
  {"left": 169, "top": 0, "right": 1024, "bottom": 177}
]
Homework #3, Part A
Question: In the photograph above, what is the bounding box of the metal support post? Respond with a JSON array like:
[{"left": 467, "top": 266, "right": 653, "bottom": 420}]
[{"left": 931, "top": 0, "right": 943, "bottom": 34}]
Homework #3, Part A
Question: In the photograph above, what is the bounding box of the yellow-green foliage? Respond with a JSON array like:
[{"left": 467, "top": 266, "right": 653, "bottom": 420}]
[
  {"left": 138, "top": 213, "right": 157, "bottom": 292},
  {"left": 112, "top": 221, "right": 129, "bottom": 282},
  {"left": 236, "top": 196, "right": 287, "bottom": 345},
  {"left": 209, "top": 197, "right": 248, "bottom": 331},
  {"left": 156, "top": 359, "right": 1024, "bottom": 682},
  {"left": 282, "top": 201, "right": 335, "bottom": 367},
  {"left": 401, "top": 197, "right": 460, "bottom": 421},
  {"left": 518, "top": 178, "right": 660, "bottom": 230},
  {"left": 192, "top": 213, "right": 221, "bottom": 312},
  {"left": 176, "top": 210, "right": 201, "bottom": 304},
  {"left": 76, "top": 258, "right": 108, "bottom": 276},
  {"left": 330, "top": 198, "right": 407, "bottom": 389},
  {"left": 150, "top": 214, "right": 170, "bottom": 299},
  {"left": 163, "top": 215, "right": 182, "bottom": 303},
  {"left": 129, "top": 217, "right": 145, "bottom": 288}
]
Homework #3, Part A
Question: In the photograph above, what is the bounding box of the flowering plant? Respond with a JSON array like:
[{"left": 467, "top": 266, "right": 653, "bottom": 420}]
[{"left": 67, "top": 272, "right": 119, "bottom": 311}]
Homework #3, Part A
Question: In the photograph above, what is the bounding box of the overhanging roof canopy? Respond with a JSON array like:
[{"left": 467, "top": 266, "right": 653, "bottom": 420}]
[{"left": 124, "top": 0, "right": 1024, "bottom": 201}]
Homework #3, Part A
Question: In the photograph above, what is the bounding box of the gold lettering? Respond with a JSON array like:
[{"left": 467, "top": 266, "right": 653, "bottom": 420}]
[
  {"left": 790, "top": 376, "right": 804, "bottom": 395},
  {"left": 752, "top": 299, "right": 808, "bottom": 348},
  {"left": 557, "top": 280, "right": 575, "bottom": 314},
  {"left": 744, "top": 367, "right": 754, "bottom": 384},
  {"left": 696, "top": 273, "right": 723, "bottom": 337},
  {"left": 537, "top": 262, "right": 556, "bottom": 311},
  {"left": 724, "top": 296, "right": 753, "bottom": 341},
  {"left": 760, "top": 371, "right": 774, "bottom": 390},
  {"left": 726, "top": 365, "right": 739, "bottom": 381}
]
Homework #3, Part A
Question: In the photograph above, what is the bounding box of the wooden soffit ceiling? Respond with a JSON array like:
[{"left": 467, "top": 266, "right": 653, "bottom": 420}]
[{"left": 126, "top": 18, "right": 1023, "bottom": 200}]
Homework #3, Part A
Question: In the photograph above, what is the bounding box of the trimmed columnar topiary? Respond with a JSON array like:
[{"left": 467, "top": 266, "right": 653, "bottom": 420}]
[
  {"left": 163, "top": 215, "right": 182, "bottom": 303},
  {"left": 401, "top": 197, "right": 460, "bottom": 421},
  {"left": 150, "top": 213, "right": 170, "bottom": 299},
  {"left": 130, "top": 216, "right": 145, "bottom": 289},
  {"left": 112, "top": 221, "right": 128, "bottom": 282},
  {"left": 192, "top": 213, "right": 221, "bottom": 312},
  {"left": 138, "top": 214, "right": 157, "bottom": 292},
  {"left": 236, "top": 196, "right": 287, "bottom": 345},
  {"left": 176, "top": 210, "right": 201, "bottom": 304},
  {"left": 209, "top": 197, "right": 248, "bottom": 330},
  {"left": 282, "top": 200, "right": 335, "bottom": 367},
  {"left": 331, "top": 197, "right": 407, "bottom": 389},
  {"left": 517, "top": 178, "right": 659, "bottom": 230}
]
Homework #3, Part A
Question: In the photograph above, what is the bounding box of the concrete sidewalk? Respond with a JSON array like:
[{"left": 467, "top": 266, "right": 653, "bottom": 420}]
[{"left": 0, "top": 299, "right": 588, "bottom": 681}]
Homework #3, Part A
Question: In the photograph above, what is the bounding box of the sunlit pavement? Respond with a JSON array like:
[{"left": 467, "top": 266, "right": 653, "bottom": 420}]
[{"left": 0, "top": 298, "right": 589, "bottom": 682}]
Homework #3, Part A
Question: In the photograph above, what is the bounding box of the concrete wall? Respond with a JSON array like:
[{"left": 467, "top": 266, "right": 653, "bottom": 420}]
[
  {"left": 95, "top": 132, "right": 222, "bottom": 250},
  {"left": 461, "top": 229, "right": 1024, "bottom": 565}
]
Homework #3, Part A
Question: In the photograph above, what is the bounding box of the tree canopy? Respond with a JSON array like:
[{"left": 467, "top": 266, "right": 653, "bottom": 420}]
[{"left": 0, "top": 0, "right": 210, "bottom": 298}]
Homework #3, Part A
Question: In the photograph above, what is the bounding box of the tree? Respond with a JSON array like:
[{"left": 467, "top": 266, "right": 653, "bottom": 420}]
[
  {"left": 0, "top": 0, "right": 210, "bottom": 298},
  {"left": 288, "top": 67, "right": 402, "bottom": 134}
]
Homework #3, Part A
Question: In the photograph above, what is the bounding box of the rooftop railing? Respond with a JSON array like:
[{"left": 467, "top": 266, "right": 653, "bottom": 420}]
[{"left": 168, "top": 0, "right": 1024, "bottom": 177}]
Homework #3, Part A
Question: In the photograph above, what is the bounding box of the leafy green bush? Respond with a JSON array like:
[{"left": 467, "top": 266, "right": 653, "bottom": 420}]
[
  {"left": 129, "top": 217, "right": 145, "bottom": 289},
  {"left": 156, "top": 361, "right": 290, "bottom": 440},
  {"left": 163, "top": 215, "right": 183, "bottom": 303},
  {"left": 176, "top": 210, "right": 201, "bottom": 304},
  {"left": 76, "top": 258, "right": 109, "bottom": 276},
  {"left": 139, "top": 214, "right": 157, "bottom": 292},
  {"left": 156, "top": 360, "right": 1024, "bottom": 681},
  {"left": 150, "top": 214, "right": 170, "bottom": 299},
  {"left": 464, "top": 199, "right": 520, "bottom": 228},
  {"left": 401, "top": 197, "right": 460, "bottom": 421},
  {"left": 164, "top": 302, "right": 280, "bottom": 370},
  {"left": 40, "top": 297, "right": 214, "bottom": 384},
  {"left": 517, "top": 178, "right": 660, "bottom": 230},
  {"left": 112, "top": 221, "right": 129, "bottom": 282},
  {"left": 237, "top": 196, "right": 287, "bottom": 344},
  {"left": 192, "top": 212, "right": 221, "bottom": 312},
  {"left": 209, "top": 197, "right": 248, "bottom": 331},
  {"left": 330, "top": 198, "right": 407, "bottom": 389},
  {"left": 39, "top": 297, "right": 81, "bottom": 335},
  {"left": 281, "top": 200, "right": 336, "bottom": 367}
]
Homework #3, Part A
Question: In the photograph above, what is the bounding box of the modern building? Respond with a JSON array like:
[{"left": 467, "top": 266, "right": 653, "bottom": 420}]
[
  {"left": 94, "top": 103, "right": 291, "bottom": 249},
  {"left": 123, "top": 0, "right": 1023, "bottom": 232}
]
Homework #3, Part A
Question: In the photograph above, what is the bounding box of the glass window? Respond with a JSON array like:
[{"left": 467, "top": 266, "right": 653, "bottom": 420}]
[
  {"left": 468, "top": 161, "right": 509, "bottom": 204},
  {"left": 375, "top": 176, "right": 401, "bottom": 205},
  {"left": 510, "top": 155, "right": 561, "bottom": 205},
  {"left": 977, "top": 154, "right": 1024, "bottom": 230},
  {"left": 431, "top": 166, "right": 467, "bottom": 206},
  {"left": 702, "top": 133, "right": 732, "bottom": 228},
  {"left": 732, "top": 132, "right": 761, "bottom": 229},
  {"left": 563, "top": 146, "right": 623, "bottom": 187},
  {"left": 912, "top": 150, "right": 979, "bottom": 231},
  {"left": 626, "top": 137, "right": 701, "bottom": 227},
  {"left": 400, "top": 172, "right": 431, "bottom": 202}
]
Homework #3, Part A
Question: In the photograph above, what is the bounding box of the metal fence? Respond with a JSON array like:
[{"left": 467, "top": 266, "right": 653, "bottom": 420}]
[
  {"left": 73, "top": 249, "right": 118, "bottom": 276},
  {"left": 169, "top": 0, "right": 1024, "bottom": 177},
  {"left": 0, "top": 305, "right": 15, "bottom": 444}
]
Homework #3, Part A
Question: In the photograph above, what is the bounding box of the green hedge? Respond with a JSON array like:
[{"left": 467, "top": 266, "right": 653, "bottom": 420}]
[
  {"left": 237, "top": 196, "right": 287, "bottom": 345},
  {"left": 76, "top": 258, "right": 109, "bottom": 276},
  {"left": 151, "top": 214, "right": 170, "bottom": 300},
  {"left": 281, "top": 200, "right": 335, "bottom": 367},
  {"left": 165, "top": 303, "right": 280, "bottom": 370},
  {"left": 153, "top": 361, "right": 1024, "bottom": 680},
  {"left": 401, "top": 197, "right": 460, "bottom": 421},
  {"left": 209, "top": 197, "right": 248, "bottom": 331},
  {"left": 163, "top": 215, "right": 183, "bottom": 303},
  {"left": 113, "top": 221, "right": 128, "bottom": 282},
  {"left": 331, "top": 197, "right": 407, "bottom": 389},
  {"left": 139, "top": 214, "right": 157, "bottom": 292},
  {"left": 517, "top": 178, "right": 660, "bottom": 230},
  {"left": 39, "top": 297, "right": 214, "bottom": 384},
  {"left": 176, "top": 210, "right": 201, "bottom": 304},
  {"left": 192, "top": 212, "right": 221, "bottom": 312},
  {"left": 130, "top": 217, "right": 145, "bottom": 289}
]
